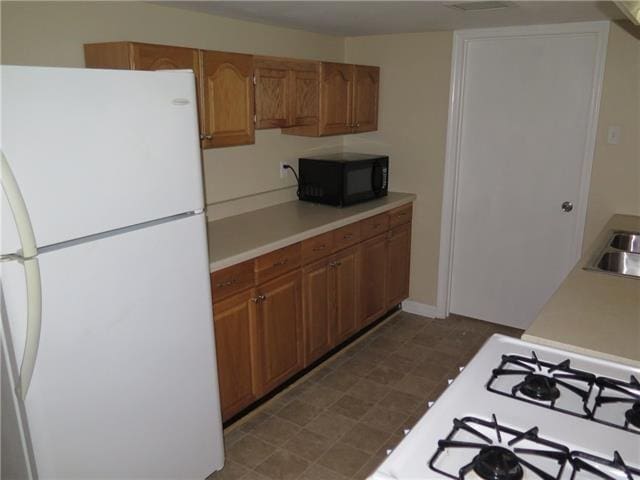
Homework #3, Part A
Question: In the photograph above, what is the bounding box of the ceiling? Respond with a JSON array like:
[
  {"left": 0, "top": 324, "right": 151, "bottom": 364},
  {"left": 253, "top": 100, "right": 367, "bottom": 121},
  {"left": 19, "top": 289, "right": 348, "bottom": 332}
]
[{"left": 158, "top": 1, "right": 625, "bottom": 36}]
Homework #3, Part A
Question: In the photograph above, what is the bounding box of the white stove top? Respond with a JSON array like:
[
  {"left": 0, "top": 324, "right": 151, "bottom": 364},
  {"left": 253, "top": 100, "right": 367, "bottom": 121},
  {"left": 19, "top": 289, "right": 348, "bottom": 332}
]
[{"left": 370, "top": 335, "right": 640, "bottom": 480}]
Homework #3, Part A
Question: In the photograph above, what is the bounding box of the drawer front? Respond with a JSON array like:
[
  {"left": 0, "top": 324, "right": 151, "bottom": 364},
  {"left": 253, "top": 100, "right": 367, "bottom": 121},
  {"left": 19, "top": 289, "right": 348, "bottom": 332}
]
[
  {"left": 255, "top": 243, "right": 302, "bottom": 284},
  {"left": 301, "top": 231, "right": 334, "bottom": 265},
  {"left": 211, "top": 260, "right": 256, "bottom": 303},
  {"left": 388, "top": 204, "right": 413, "bottom": 228},
  {"left": 360, "top": 213, "right": 390, "bottom": 240},
  {"left": 333, "top": 223, "right": 361, "bottom": 252}
]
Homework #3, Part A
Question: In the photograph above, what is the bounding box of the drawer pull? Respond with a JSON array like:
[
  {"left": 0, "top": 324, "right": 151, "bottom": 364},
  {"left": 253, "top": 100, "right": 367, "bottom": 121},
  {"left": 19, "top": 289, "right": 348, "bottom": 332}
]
[
  {"left": 273, "top": 258, "right": 289, "bottom": 267},
  {"left": 216, "top": 278, "right": 236, "bottom": 288},
  {"left": 343, "top": 234, "right": 353, "bottom": 240},
  {"left": 312, "top": 244, "right": 327, "bottom": 252}
]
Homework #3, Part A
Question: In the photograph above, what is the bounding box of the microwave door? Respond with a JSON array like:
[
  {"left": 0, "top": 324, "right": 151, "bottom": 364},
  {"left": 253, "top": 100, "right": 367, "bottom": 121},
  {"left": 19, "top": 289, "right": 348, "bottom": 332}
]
[{"left": 344, "top": 165, "right": 375, "bottom": 206}]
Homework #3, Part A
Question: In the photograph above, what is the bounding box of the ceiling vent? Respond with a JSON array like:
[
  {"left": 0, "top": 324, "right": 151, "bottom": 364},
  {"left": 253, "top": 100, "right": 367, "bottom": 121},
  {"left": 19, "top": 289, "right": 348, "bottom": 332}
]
[{"left": 445, "top": 1, "right": 511, "bottom": 11}]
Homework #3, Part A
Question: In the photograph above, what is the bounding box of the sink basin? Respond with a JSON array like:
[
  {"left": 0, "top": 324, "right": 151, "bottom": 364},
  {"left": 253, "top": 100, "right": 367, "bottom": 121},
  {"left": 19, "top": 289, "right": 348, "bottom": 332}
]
[
  {"left": 610, "top": 232, "right": 640, "bottom": 254},
  {"left": 596, "top": 251, "right": 640, "bottom": 278}
]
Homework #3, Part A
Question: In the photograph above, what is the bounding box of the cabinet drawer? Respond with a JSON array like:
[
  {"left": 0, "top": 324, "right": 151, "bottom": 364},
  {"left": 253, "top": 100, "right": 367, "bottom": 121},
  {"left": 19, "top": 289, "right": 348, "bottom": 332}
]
[
  {"left": 301, "top": 231, "right": 334, "bottom": 264},
  {"left": 360, "top": 213, "right": 390, "bottom": 240},
  {"left": 333, "top": 223, "right": 361, "bottom": 252},
  {"left": 211, "top": 260, "right": 255, "bottom": 303},
  {"left": 255, "top": 243, "right": 301, "bottom": 284},
  {"left": 388, "top": 204, "right": 413, "bottom": 228}
]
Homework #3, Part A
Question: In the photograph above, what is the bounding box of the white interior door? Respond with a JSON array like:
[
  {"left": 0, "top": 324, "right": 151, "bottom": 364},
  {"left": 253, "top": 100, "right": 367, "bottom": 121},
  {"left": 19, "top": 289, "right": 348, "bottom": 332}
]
[
  {"left": 1, "top": 213, "right": 223, "bottom": 479},
  {"left": 448, "top": 22, "right": 608, "bottom": 329}
]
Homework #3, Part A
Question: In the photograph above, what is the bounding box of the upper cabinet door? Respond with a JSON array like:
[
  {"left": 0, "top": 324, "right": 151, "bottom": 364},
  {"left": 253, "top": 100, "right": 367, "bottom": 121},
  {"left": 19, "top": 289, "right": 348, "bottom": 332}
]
[
  {"left": 353, "top": 65, "right": 380, "bottom": 133},
  {"left": 319, "top": 62, "right": 354, "bottom": 136},
  {"left": 254, "top": 59, "right": 289, "bottom": 129},
  {"left": 290, "top": 65, "right": 319, "bottom": 128},
  {"left": 200, "top": 50, "right": 255, "bottom": 148}
]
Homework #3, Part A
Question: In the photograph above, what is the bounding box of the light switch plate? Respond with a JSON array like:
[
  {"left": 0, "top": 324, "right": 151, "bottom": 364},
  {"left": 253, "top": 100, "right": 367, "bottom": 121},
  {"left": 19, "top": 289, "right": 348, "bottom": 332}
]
[{"left": 607, "top": 125, "right": 621, "bottom": 145}]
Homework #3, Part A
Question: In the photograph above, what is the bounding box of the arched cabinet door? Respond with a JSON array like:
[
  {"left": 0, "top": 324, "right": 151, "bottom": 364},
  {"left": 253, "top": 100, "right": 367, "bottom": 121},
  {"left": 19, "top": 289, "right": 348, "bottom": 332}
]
[
  {"left": 319, "top": 62, "right": 354, "bottom": 136},
  {"left": 200, "top": 50, "right": 255, "bottom": 148},
  {"left": 353, "top": 65, "right": 379, "bottom": 133}
]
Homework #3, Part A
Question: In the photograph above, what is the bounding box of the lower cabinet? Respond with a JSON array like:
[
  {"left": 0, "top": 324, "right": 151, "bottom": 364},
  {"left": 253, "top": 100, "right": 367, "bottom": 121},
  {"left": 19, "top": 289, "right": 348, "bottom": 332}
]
[
  {"left": 359, "top": 233, "right": 388, "bottom": 326},
  {"left": 331, "top": 246, "right": 360, "bottom": 344},
  {"left": 386, "top": 222, "right": 412, "bottom": 309},
  {"left": 302, "top": 258, "right": 332, "bottom": 365},
  {"left": 212, "top": 289, "right": 256, "bottom": 420},
  {"left": 212, "top": 205, "right": 413, "bottom": 421},
  {"left": 253, "top": 270, "right": 303, "bottom": 395}
]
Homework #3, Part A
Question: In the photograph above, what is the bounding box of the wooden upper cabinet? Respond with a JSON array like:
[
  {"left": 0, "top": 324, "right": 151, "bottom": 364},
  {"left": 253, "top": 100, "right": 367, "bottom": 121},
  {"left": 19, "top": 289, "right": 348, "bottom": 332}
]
[
  {"left": 253, "top": 270, "right": 303, "bottom": 395},
  {"left": 386, "top": 222, "right": 412, "bottom": 309},
  {"left": 200, "top": 50, "right": 255, "bottom": 148},
  {"left": 353, "top": 65, "right": 380, "bottom": 133},
  {"left": 213, "top": 289, "right": 256, "bottom": 421},
  {"left": 255, "top": 57, "right": 319, "bottom": 131},
  {"left": 319, "top": 62, "right": 354, "bottom": 136}
]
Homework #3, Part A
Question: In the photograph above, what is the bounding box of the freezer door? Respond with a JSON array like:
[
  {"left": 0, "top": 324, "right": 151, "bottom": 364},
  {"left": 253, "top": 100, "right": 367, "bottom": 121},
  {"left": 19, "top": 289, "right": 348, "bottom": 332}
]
[
  {"left": 1, "top": 65, "right": 203, "bottom": 255},
  {"left": 1, "top": 213, "right": 224, "bottom": 478}
]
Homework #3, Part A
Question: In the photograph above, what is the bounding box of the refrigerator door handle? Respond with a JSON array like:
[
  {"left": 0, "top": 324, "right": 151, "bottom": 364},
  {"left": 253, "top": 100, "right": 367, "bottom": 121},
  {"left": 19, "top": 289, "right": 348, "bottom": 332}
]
[{"left": 2, "top": 151, "right": 43, "bottom": 399}]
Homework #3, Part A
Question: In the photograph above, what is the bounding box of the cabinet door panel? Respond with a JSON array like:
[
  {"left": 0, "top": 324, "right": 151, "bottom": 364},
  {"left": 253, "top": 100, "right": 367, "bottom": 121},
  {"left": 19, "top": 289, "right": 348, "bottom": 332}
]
[
  {"left": 386, "top": 223, "right": 412, "bottom": 309},
  {"left": 201, "top": 50, "right": 255, "bottom": 148},
  {"left": 353, "top": 65, "right": 379, "bottom": 133},
  {"left": 131, "top": 43, "right": 199, "bottom": 71},
  {"left": 255, "top": 65, "right": 289, "bottom": 129},
  {"left": 319, "top": 62, "right": 353, "bottom": 136},
  {"left": 303, "top": 259, "right": 332, "bottom": 365},
  {"left": 213, "top": 289, "right": 256, "bottom": 420},
  {"left": 255, "top": 271, "right": 303, "bottom": 394},
  {"left": 291, "top": 69, "right": 319, "bottom": 127},
  {"left": 359, "top": 233, "right": 388, "bottom": 326},
  {"left": 331, "top": 246, "right": 360, "bottom": 343}
]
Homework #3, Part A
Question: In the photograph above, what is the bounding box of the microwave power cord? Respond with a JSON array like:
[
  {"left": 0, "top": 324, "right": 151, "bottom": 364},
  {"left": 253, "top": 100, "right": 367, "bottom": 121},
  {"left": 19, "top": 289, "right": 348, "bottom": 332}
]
[{"left": 282, "top": 164, "right": 301, "bottom": 198}]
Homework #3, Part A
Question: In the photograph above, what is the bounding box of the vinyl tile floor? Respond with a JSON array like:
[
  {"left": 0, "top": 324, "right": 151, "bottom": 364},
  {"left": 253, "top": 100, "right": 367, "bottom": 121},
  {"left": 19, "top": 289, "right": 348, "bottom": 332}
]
[{"left": 208, "top": 311, "right": 522, "bottom": 480}]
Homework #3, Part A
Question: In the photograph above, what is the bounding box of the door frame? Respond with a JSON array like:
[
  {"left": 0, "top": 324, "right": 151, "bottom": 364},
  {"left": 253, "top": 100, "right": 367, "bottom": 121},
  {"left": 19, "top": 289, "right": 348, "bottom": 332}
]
[{"left": 436, "top": 21, "right": 610, "bottom": 318}]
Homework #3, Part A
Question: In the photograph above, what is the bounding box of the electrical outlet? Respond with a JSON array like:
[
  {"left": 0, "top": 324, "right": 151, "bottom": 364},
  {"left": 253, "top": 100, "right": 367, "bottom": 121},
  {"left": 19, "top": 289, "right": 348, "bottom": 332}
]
[
  {"left": 279, "top": 162, "right": 286, "bottom": 179},
  {"left": 607, "top": 126, "right": 621, "bottom": 145}
]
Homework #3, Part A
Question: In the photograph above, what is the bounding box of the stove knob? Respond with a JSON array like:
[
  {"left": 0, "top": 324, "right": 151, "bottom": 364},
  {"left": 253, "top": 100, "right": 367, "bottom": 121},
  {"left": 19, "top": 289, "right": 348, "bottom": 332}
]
[
  {"left": 428, "top": 401, "right": 434, "bottom": 408},
  {"left": 447, "top": 378, "right": 453, "bottom": 385},
  {"left": 459, "top": 366, "right": 465, "bottom": 372},
  {"left": 403, "top": 429, "right": 411, "bottom": 436}
]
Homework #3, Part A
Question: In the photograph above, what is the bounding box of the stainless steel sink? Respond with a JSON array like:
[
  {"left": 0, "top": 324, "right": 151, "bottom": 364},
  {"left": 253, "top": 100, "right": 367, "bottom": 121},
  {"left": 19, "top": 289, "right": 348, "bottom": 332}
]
[
  {"left": 596, "top": 251, "right": 640, "bottom": 278},
  {"left": 610, "top": 232, "right": 640, "bottom": 254},
  {"left": 585, "top": 230, "right": 640, "bottom": 279}
]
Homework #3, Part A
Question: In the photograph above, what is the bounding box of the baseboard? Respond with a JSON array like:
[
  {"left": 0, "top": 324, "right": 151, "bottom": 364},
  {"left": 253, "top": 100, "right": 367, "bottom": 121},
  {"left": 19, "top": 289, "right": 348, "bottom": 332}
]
[{"left": 401, "top": 300, "right": 444, "bottom": 319}]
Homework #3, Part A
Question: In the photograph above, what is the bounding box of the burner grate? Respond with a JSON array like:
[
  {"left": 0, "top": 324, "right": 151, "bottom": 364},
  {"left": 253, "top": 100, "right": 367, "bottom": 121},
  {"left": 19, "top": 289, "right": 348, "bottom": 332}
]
[
  {"left": 570, "top": 450, "right": 640, "bottom": 480},
  {"left": 590, "top": 375, "right": 640, "bottom": 434},
  {"left": 487, "top": 352, "right": 596, "bottom": 419},
  {"left": 428, "top": 414, "right": 571, "bottom": 480}
]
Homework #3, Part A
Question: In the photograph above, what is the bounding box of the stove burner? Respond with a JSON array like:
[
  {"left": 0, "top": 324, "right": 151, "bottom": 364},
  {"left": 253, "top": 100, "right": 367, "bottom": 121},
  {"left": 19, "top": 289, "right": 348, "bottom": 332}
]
[
  {"left": 428, "top": 415, "right": 570, "bottom": 480},
  {"left": 519, "top": 374, "right": 561, "bottom": 401},
  {"left": 487, "top": 351, "right": 596, "bottom": 419},
  {"left": 472, "top": 446, "right": 524, "bottom": 480},
  {"left": 625, "top": 401, "right": 640, "bottom": 428}
]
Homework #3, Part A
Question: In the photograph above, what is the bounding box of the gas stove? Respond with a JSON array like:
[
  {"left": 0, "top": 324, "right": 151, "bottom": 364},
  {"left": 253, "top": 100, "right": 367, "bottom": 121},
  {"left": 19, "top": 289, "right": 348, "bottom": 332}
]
[{"left": 369, "top": 335, "right": 640, "bottom": 480}]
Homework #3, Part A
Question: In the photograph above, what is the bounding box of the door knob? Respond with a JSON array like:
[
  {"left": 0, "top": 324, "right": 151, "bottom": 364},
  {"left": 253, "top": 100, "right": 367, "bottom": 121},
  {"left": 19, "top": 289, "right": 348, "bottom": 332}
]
[{"left": 561, "top": 201, "right": 573, "bottom": 212}]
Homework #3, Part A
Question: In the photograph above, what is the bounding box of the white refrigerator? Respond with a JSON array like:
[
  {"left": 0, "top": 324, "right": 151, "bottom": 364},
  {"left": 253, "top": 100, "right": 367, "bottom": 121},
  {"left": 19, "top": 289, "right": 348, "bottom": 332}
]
[{"left": 0, "top": 65, "right": 224, "bottom": 479}]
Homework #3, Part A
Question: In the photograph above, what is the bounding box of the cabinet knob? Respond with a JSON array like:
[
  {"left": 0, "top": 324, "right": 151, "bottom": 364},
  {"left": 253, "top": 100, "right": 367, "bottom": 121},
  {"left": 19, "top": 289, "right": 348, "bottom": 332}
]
[
  {"left": 343, "top": 234, "right": 353, "bottom": 240},
  {"left": 250, "top": 294, "right": 267, "bottom": 303},
  {"left": 216, "top": 278, "right": 236, "bottom": 288},
  {"left": 312, "top": 244, "right": 326, "bottom": 252},
  {"left": 273, "top": 258, "right": 289, "bottom": 267}
]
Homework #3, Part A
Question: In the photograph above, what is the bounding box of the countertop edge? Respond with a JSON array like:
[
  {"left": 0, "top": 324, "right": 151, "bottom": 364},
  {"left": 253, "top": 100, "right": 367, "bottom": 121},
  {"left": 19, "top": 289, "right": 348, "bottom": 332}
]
[
  {"left": 521, "top": 333, "right": 640, "bottom": 369},
  {"left": 209, "top": 194, "right": 416, "bottom": 272}
]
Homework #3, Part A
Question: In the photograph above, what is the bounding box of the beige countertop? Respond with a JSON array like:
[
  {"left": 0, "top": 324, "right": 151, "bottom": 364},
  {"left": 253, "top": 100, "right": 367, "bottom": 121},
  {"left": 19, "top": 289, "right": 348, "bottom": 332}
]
[
  {"left": 523, "top": 214, "right": 640, "bottom": 368},
  {"left": 207, "top": 192, "right": 416, "bottom": 272}
]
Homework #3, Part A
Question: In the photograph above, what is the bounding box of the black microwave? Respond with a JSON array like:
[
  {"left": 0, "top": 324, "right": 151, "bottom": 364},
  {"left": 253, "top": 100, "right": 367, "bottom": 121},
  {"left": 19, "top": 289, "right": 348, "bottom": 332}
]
[{"left": 297, "top": 153, "right": 388, "bottom": 207}]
